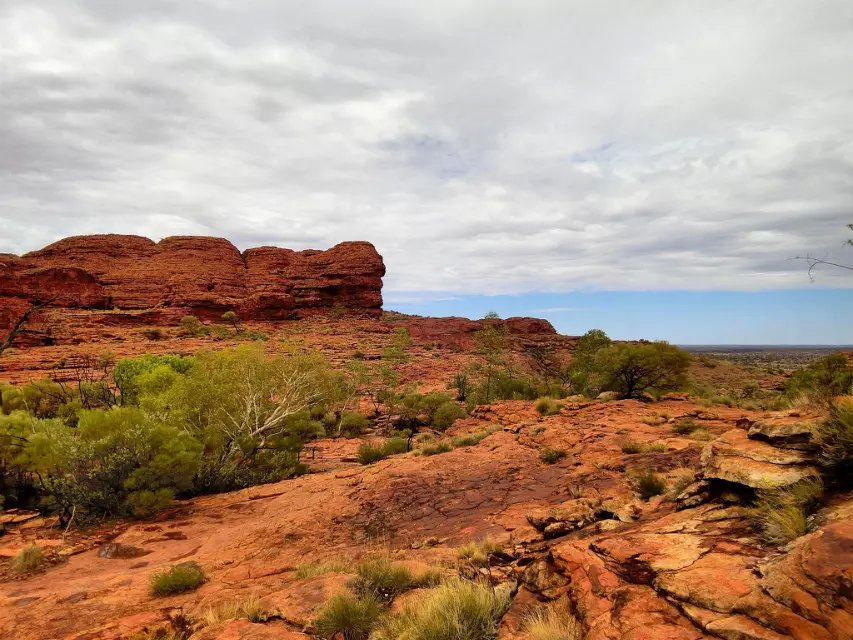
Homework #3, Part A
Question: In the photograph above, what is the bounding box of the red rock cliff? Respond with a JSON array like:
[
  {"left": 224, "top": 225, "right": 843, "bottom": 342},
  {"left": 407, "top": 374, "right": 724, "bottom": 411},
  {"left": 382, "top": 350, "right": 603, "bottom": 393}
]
[{"left": 0, "top": 234, "right": 385, "bottom": 329}]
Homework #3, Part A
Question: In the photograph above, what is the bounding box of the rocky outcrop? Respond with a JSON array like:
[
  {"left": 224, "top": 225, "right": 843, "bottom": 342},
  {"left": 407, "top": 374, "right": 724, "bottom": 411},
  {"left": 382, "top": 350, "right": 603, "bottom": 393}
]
[{"left": 0, "top": 235, "right": 386, "bottom": 336}]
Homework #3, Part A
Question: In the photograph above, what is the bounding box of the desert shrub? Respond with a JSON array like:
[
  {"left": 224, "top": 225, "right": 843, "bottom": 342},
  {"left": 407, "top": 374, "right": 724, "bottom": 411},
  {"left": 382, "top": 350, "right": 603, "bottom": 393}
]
[
  {"left": 413, "top": 567, "right": 445, "bottom": 588},
  {"left": 540, "top": 447, "right": 567, "bottom": 464},
  {"left": 24, "top": 407, "right": 201, "bottom": 521},
  {"left": 295, "top": 560, "right": 351, "bottom": 578},
  {"left": 314, "top": 592, "right": 382, "bottom": 640},
  {"left": 371, "top": 578, "right": 510, "bottom": 640},
  {"left": 201, "top": 595, "right": 269, "bottom": 625},
  {"left": 785, "top": 353, "right": 853, "bottom": 404},
  {"left": 420, "top": 441, "right": 453, "bottom": 456},
  {"left": 754, "top": 504, "right": 809, "bottom": 545},
  {"left": 592, "top": 342, "right": 690, "bottom": 399},
  {"left": 634, "top": 470, "right": 666, "bottom": 499},
  {"left": 568, "top": 329, "right": 613, "bottom": 396},
  {"left": 620, "top": 440, "right": 642, "bottom": 454},
  {"left": 816, "top": 400, "right": 853, "bottom": 484},
  {"left": 10, "top": 543, "right": 44, "bottom": 574},
  {"left": 751, "top": 477, "right": 823, "bottom": 545},
  {"left": 644, "top": 441, "right": 667, "bottom": 453},
  {"left": 357, "top": 442, "right": 387, "bottom": 465},
  {"left": 340, "top": 412, "right": 370, "bottom": 438},
  {"left": 221, "top": 310, "right": 240, "bottom": 332},
  {"left": 534, "top": 397, "right": 562, "bottom": 416},
  {"left": 432, "top": 401, "right": 466, "bottom": 430},
  {"left": 138, "top": 346, "right": 343, "bottom": 492},
  {"left": 523, "top": 604, "right": 584, "bottom": 640},
  {"left": 671, "top": 420, "right": 699, "bottom": 435},
  {"left": 350, "top": 557, "right": 414, "bottom": 601},
  {"left": 150, "top": 561, "right": 206, "bottom": 596},
  {"left": 451, "top": 429, "right": 494, "bottom": 448},
  {"left": 180, "top": 315, "right": 207, "bottom": 337},
  {"left": 142, "top": 328, "right": 163, "bottom": 340},
  {"left": 457, "top": 538, "right": 502, "bottom": 566},
  {"left": 113, "top": 354, "right": 194, "bottom": 406},
  {"left": 209, "top": 324, "right": 233, "bottom": 340}
]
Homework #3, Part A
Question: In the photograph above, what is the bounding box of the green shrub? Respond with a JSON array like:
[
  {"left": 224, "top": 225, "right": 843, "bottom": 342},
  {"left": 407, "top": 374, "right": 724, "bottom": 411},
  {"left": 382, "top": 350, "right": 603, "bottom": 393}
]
[
  {"left": 592, "top": 341, "right": 690, "bottom": 399},
  {"left": 751, "top": 477, "right": 823, "bottom": 545},
  {"left": 357, "top": 437, "right": 409, "bottom": 465},
  {"left": 785, "top": 353, "right": 853, "bottom": 404},
  {"left": 180, "top": 315, "right": 207, "bottom": 337},
  {"left": 357, "top": 442, "right": 387, "bottom": 465},
  {"left": 10, "top": 544, "right": 44, "bottom": 574},
  {"left": 540, "top": 447, "right": 566, "bottom": 464},
  {"left": 350, "top": 557, "right": 414, "bottom": 601},
  {"left": 420, "top": 441, "right": 453, "bottom": 456},
  {"left": 634, "top": 470, "right": 666, "bottom": 499},
  {"left": 432, "top": 401, "right": 466, "bottom": 430},
  {"left": 150, "top": 561, "right": 206, "bottom": 596},
  {"left": 816, "top": 400, "right": 853, "bottom": 484},
  {"left": 24, "top": 407, "right": 201, "bottom": 521},
  {"left": 534, "top": 397, "right": 562, "bottom": 416},
  {"left": 451, "top": 430, "right": 493, "bottom": 448},
  {"left": 457, "top": 538, "right": 502, "bottom": 566},
  {"left": 340, "top": 412, "right": 370, "bottom": 437},
  {"left": 671, "top": 420, "right": 699, "bottom": 435},
  {"left": 371, "top": 578, "right": 510, "bottom": 640},
  {"left": 314, "top": 592, "right": 382, "bottom": 640},
  {"left": 295, "top": 560, "right": 351, "bottom": 579},
  {"left": 620, "top": 440, "right": 642, "bottom": 454}
]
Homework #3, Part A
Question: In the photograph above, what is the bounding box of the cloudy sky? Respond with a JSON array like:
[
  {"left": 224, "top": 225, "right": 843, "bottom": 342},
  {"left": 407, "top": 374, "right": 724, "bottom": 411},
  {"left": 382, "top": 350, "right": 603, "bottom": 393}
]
[{"left": 2, "top": 1, "right": 852, "bottom": 341}]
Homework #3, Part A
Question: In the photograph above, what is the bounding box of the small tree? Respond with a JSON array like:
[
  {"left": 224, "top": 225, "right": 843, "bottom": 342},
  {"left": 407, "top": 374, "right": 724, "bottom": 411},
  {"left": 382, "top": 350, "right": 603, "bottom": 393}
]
[
  {"left": 472, "top": 313, "right": 509, "bottom": 403},
  {"left": 568, "top": 329, "right": 613, "bottom": 395},
  {"left": 221, "top": 311, "right": 241, "bottom": 334},
  {"left": 593, "top": 342, "right": 690, "bottom": 399}
]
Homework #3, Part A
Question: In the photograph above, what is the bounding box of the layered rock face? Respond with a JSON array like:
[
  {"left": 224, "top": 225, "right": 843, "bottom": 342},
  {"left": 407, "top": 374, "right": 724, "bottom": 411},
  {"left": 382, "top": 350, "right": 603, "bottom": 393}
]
[{"left": 0, "top": 234, "right": 385, "bottom": 330}]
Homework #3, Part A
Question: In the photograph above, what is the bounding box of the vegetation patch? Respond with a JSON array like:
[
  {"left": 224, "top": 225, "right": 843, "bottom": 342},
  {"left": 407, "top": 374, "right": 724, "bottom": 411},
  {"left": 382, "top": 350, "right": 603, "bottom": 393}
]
[
  {"left": 350, "top": 557, "right": 414, "bottom": 601},
  {"left": 457, "top": 538, "right": 503, "bottom": 567},
  {"left": 524, "top": 604, "right": 584, "bottom": 640},
  {"left": 295, "top": 560, "right": 351, "bottom": 579},
  {"left": 634, "top": 470, "right": 667, "bottom": 500},
  {"left": 751, "top": 477, "right": 823, "bottom": 545},
  {"left": 201, "top": 595, "right": 270, "bottom": 625},
  {"left": 540, "top": 447, "right": 567, "bottom": 464},
  {"left": 314, "top": 592, "right": 382, "bottom": 640},
  {"left": 371, "top": 578, "right": 510, "bottom": 640},
  {"left": 150, "top": 561, "right": 206, "bottom": 597},
  {"left": 534, "top": 397, "right": 562, "bottom": 416},
  {"left": 10, "top": 544, "right": 44, "bottom": 574}
]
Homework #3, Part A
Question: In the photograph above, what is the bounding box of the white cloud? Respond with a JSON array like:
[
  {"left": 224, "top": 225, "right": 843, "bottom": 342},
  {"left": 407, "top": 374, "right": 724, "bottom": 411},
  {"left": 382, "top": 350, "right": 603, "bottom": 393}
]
[{"left": 1, "top": 0, "right": 851, "bottom": 293}]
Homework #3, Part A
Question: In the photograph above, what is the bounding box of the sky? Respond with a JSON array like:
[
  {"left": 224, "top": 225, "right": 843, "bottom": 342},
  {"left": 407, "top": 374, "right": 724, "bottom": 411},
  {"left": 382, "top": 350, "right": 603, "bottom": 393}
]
[{"left": 1, "top": 1, "right": 852, "bottom": 343}]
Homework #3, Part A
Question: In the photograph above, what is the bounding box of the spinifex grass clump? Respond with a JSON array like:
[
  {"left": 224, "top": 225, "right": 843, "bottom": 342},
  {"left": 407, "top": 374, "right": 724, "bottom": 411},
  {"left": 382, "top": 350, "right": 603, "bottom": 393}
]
[
  {"left": 371, "top": 579, "right": 511, "bottom": 640},
  {"left": 314, "top": 592, "right": 382, "bottom": 640},
  {"left": 457, "top": 538, "right": 503, "bottom": 567},
  {"left": 150, "top": 561, "right": 206, "bottom": 596},
  {"left": 350, "top": 557, "right": 414, "bottom": 601},
  {"left": 10, "top": 544, "right": 45, "bottom": 574},
  {"left": 523, "top": 604, "right": 584, "bottom": 640},
  {"left": 540, "top": 447, "right": 567, "bottom": 464},
  {"left": 534, "top": 397, "right": 562, "bottom": 416},
  {"left": 634, "top": 470, "right": 667, "bottom": 500}
]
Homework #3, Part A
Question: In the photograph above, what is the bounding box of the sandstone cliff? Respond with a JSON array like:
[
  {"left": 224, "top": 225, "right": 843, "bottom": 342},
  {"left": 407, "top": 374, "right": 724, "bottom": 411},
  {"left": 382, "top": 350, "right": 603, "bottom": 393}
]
[{"left": 0, "top": 234, "right": 385, "bottom": 333}]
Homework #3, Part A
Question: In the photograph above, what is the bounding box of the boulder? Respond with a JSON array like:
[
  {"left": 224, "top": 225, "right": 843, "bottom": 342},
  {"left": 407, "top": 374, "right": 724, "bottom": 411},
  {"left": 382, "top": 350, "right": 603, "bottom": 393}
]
[{"left": 700, "top": 430, "right": 820, "bottom": 490}]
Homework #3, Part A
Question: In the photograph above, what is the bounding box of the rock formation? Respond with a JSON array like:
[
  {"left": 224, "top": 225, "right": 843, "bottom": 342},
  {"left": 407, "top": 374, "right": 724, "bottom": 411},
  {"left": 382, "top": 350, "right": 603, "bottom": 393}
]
[{"left": 0, "top": 234, "right": 385, "bottom": 339}]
